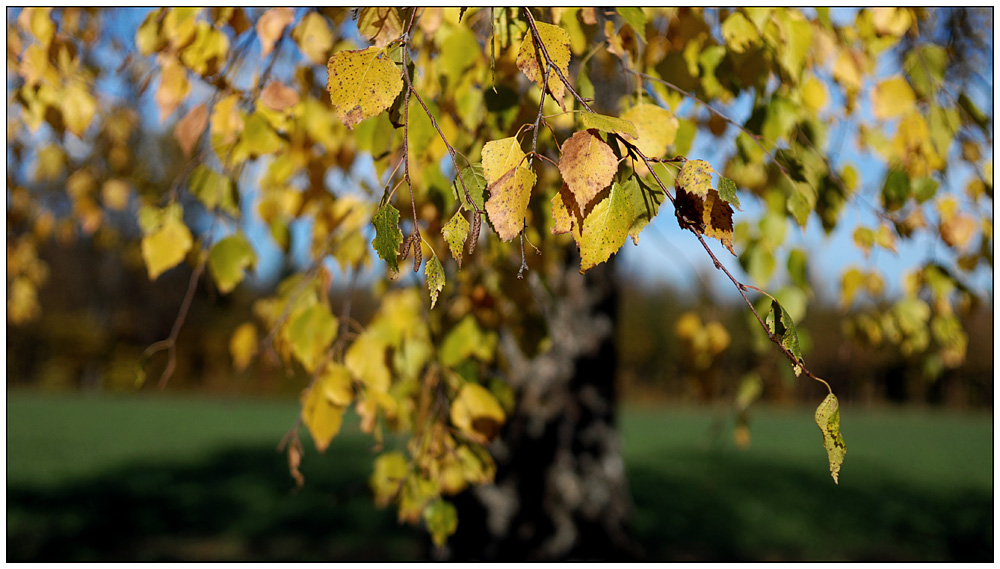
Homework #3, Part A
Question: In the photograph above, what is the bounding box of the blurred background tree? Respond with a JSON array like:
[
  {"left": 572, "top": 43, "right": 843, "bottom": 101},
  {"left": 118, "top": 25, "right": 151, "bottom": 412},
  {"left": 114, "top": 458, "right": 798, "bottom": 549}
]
[{"left": 6, "top": 7, "right": 992, "bottom": 561}]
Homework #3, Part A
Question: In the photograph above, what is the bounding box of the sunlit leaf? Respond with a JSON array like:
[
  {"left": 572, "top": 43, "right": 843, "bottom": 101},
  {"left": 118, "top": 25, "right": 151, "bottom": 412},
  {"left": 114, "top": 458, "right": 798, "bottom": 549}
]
[
  {"left": 327, "top": 46, "right": 403, "bottom": 129},
  {"left": 174, "top": 103, "right": 208, "bottom": 156},
  {"left": 577, "top": 180, "right": 631, "bottom": 273},
  {"left": 872, "top": 76, "right": 916, "bottom": 121},
  {"left": 140, "top": 207, "right": 193, "bottom": 280},
  {"left": 579, "top": 112, "right": 638, "bottom": 139},
  {"left": 442, "top": 211, "right": 470, "bottom": 268},
  {"left": 482, "top": 137, "right": 535, "bottom": 241},
  {"left": 766, "top": 299, "right": 803, "bottom": 375},
  {"left": 302, "top": 363, "right": 354, "bottom": 452},
  {"left": 559, "top": 129, "right": 618, "bottom": 210},
  {"left": 516, "top": 21, "right": 571, "bottom": 109},
  {"left": 620, "top": 103, "right": 678, "bottom": 159},
  {"left": 814, "top": 393, "right": 846, "bottom": 484},
  {"left": 425, "top": 252, "right": 445, "bottom": 309},
  {"left": 370, "top": 451, "right": 408, "bottom": 507},
  {"left": 345, "top": 331, "right": 392, "bottom": 393},
  {"left": 357, "top": 7, "right": 403, "bottom": 48},
  {"left": 257, "top": 7, "right": 294, "bottom": 58},
  {"left": 438, "top": 315, "right": 497, "bottom": 367},
  {"left": 293, "top": 12, "right": 333, "bottom": 65},
  {"left": 676, "top": 159, "right": 715, "bottom": 199},
  {"left": 450, "top": 382, "right": 506, "bottom": 443}
]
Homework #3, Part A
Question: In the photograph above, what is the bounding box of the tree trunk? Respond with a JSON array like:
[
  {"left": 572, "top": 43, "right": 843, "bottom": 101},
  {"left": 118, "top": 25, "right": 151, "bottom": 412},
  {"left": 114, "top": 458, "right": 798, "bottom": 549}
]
[{"left": 443, "top": 259, "right": 641, "bottom": 560}]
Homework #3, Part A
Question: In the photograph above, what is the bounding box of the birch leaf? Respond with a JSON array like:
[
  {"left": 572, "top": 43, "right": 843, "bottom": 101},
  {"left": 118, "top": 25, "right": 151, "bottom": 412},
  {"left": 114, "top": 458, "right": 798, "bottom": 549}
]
[
  {"left": 425, "top": 252, "right": 445, "bottom": 309},
  {"left": 577, "top": 181, "right": 631, "bottom": 273},
  {"left": 442, "top": 211, "right": 470, "bottom": 267},
  {"left": 482, "top": 137, "right": 535, "bottom": 241},
  {"left": 516, "top": 21, "right": 571, "bottom": 109},
  {"left": 327, "top": 46, "right": 403, "bottom": 129},
  {"left": 620, "top": 103, "right": 678, "bottom": 158},
  {"left": 814, "top": 393, "right": 846, "bottom": 484},
  {"left": 372, "top": 202, "right": 403, "bottom": 274},
  {"left": 559, "top": 129, "right": 618, "bottom": 210}
]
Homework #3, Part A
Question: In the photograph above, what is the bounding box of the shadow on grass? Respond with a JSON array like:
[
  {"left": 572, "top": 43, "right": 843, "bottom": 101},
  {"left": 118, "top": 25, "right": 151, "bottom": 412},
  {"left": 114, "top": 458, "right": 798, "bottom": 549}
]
[
  {"left": 628, "top": 449, "right": 993, "bottom": 562},
  {"left": 7, "top": 441, "right": 424, "bottom": 562},
  {"left": 7, "top": 445, "right": 992, "bottom": 561}
]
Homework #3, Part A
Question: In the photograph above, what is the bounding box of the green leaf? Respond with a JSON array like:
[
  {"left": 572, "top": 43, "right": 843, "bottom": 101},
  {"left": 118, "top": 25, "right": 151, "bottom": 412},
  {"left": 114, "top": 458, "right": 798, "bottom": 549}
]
[
  {"left": 577, "top": 180, "right": 631, "bottom": 273},
  {"left": 327, "top": 46, "right": 404, "bottom": 129},
  {"left": 425, "top": 252, "right": 445, "bottom": 309},
  {"left": 814, "top": 393, "right": 846, "bottom": 484},
  {"left": 904, "top": 44, "right": 946, "bottom": 98},
  {"left": 617, "top": 7, "right": 646, "bottom": 35},
  {"left": 579, "top": 112, "right": 638, "bottom": 139},
  {"left": 287, "top": 303, "right": 338, "bottom": 373},
  {"left": 372, "top": 202, "right": 403, "bottom": 274},
  {"left": 559, "top": 130, "right": 618, "bottom": 210},
  {"left": 881, "top": 168, "right": 910, "bottom": 212},
  {"left": 230, "top": 113, "right": 284, "bottom": 165},
  {"left": 452, "top": 164, "right": 487, "bottom": 212},
  {"left": 766, "top": 299, "right": 803, "bottom": 375},
  {"left": 423, "top": 499, "right": 458, "bottom": 548},
  {"left": 208, "top": 233, "right": 256, "bottom": 294},
  {"left": 188, "top": 165, "right": 238, "bottom": 215},
  {"left": 438, "top": 315, "right": 497, "bottom": 367},
  {"left": 623, "top": 176, "right": 663, "bottom": 245},
  {"left": 717, "top": 176, "right": 741, "bottom": 210},
  {"left": 676, "top": 159, "right": 715, "bottom": 198},
  {"left": 442, "top": 211, "right": 470, "bottom": 268}
]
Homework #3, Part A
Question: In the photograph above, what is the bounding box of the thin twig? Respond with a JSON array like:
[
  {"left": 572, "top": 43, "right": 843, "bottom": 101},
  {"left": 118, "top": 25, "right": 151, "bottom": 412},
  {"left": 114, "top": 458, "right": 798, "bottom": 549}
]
[{"left": 144, "top": 253, "right": 207, "bottom": 390}]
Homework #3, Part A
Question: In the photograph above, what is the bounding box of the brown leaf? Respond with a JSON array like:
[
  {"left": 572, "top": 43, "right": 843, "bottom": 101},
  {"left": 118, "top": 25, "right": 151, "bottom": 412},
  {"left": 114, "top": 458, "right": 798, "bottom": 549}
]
[
  {"left": 174, "top": 103, "right": 207, "bottom": 156},
  {"left": 257, "top": 7, "right": 294, "bottom": 59},
  {"left": 558, "top": 129, "right": 618, "bottom": 210},
  {"left": 261, "top": 80, "right": 300, "bottom": 111},
  {"left": 675, "top": 185, "right": 735, "bottom": 256}
]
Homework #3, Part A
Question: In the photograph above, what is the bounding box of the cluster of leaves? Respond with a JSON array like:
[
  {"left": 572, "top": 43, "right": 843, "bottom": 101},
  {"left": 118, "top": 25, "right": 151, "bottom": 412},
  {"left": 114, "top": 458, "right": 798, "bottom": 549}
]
[{"left": 7, "top": 7, "right": 992, "bottom": 544}]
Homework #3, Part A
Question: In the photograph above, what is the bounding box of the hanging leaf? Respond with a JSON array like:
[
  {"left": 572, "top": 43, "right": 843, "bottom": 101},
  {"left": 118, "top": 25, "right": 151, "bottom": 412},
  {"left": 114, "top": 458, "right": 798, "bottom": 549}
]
[
  {"left": 260, "top": 81, "right": 300, "bottom": 112},
  {"left": 155, "top": 58, "right": 190, "bottom": 122},
  {"left": 623, "top": 176, "right": 662, "bottom": 245},
  {"left": 180, "top": 21, "right": 228, "bottom": 76},
  {"left": 438, "top": 315, "right": 497, "bottom": 367},
  {"left": 370, "top": 451, "right": 408, "bottom": 507},
  {"left": 188, "top": 165, "right": 238, "bottom": 215},
  {"left": 482, "top": 137, "right": 536, "bottom": 241},
  {"left": 814, "top": 393, "right": 846, "bottom": 484},
  {"left": 62, "top": 82, "right": 97, "bottom": 138},
  {"left": 676, "top": 159, "right": 715, "bottom": 198},
  {"left": 302, "top": 363, "right": 354, "bottom": 452},
  {"left": 722, "top": 12, "right": 760, "bottom": 53},
  {"left": 287, "top": 303, "right": 338, "bottom": 373},
  {"left": 442, "top": 211, "right": 470, "bottom": 268},
  {"left": 675, "top": 187, "right": 735, "bottom": 255},
  {"left": 423, "top": 499, "right": 458, "bottom": 547},
  {"left": 617, "top": 7, "right": 646, "bottom": 36},
  {"left": 451, "top": 164, "right": 487, "bottom": 212},
  {"left": 717, "top": 176, "right": 742, "bottom": 210},
  {"left": 550, "top": 183, "right": 582, "bottom": 237},
  {"left": 559, "top": 130, "right": 618, "bottom": 210},
  {"left": 208, "top": 233, "right": 256, "bottom": 294},
  {"left": 516, "top": 21, "right": 571, "bottom": 109},
  {"left": 140, "top": 205, "right": 193, "bottom": 280},
  {"left": 766, "top": 299, "right": 803, "bottom": 375},
  {"left": 372, "top": 202, "right": 403, "bottom": 274},
  {"left": 577, "top": 180, "right": 631, "bottom": 273},
  {"left": 425, "top": 252, "right": 445, "bottom": 309},
  {"left": 450, "top": 382, "right": 506, "bottom": 443},
  {"left": 345, "top": 331, "right": 392, "bottom": 393},
  {"left": 327, "top": 46, "right": 403, "bottom": 129}
]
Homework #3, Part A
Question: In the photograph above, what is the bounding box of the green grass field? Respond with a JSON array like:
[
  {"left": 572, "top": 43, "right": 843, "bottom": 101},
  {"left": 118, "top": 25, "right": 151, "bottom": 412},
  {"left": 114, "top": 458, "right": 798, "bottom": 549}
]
[{"left": 7, "top": 391, "right": 992, "bottom": 561}]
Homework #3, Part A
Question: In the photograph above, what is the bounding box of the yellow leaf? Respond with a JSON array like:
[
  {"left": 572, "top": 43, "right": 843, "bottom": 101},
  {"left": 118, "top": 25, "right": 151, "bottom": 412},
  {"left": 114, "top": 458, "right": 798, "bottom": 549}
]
[
  {"left": 550, "top": 183, "right": 581, "bottom": 237},
  {"left": 229, "top": 322, "right": 257, "bottom": 371},
  {"left": 516, "top": 21, "right": 571, "bottom": 110},
  {"left": 425, "top": 252, "right": 445, "bottom": 309},
  {"left": 423, "top": 499, "right": 458, "bottom": 547},
  {"left": 292, "top": 12, "right": 333, "bottom": 65},
  {"left": 345, "top": 331, "right": 392, "bottom": 393},
  {"left": 871, "top": 7, "right": 911, "bottom": 36},
  {"left": 140, "top": 211, "right": 193, "bottom": 280},
  {"left": 162, "top": 7, "right": 200, "bottom": 50},
  {"left": 257, "top": 7, "right": 294, "bottom": 59},
  {"left": 620, "top": 103, "right": 678, "bottom": 159},
  {"left": 326, "top": 46, "right": 403, "bottom": 130},
  {"left": 577, "top": 181, "right": 632, "bottom": 273},
  {"left": 208, "top": 233, "right": 256, "bottom": 294},
  {"left": 357, "top": 7, "right": 403, "bottom": 48},
  {"left": 482, "top": 137, "right": 536, "bottom": 241},
  {"left": 441, "top": 211, "right": 469, "bottom": 268},
  {"left": 438, "top": 315, "right": 497, "bottom": 367},
  {"left": 450, "top": 382, "right": 506, "bottom": 443},
  {"left": 62, "top": 82, "right": 97, "bottom": 138},
  {"left": 872, "top": 76, "right": 915, "bottom": 121},
  {"left": 302, "top": 364, "right": 353, "bottom": 452},
  {"left": 18, "top": 7, "right": 54, "bottom": 48},
  {"left": 7, "top": 277, "right": 41, "bottom": 324},
  {"left": 721, "top": 11, "right": 759, "bottom": 53},
  {"left": 676, "top": 159, "right": 715, "bottom": 199},
  {"left": 370, "top": 451, "right": 408, "bottom": 507},
  {"left": 558, "top": 130, "right": 618, "bottom": 210},
  {"left": 814, "top": 393, "right": 846, "bottom": 484},
  {"left": 180, "top": 21, "right": 229, "bottom": 76}
]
